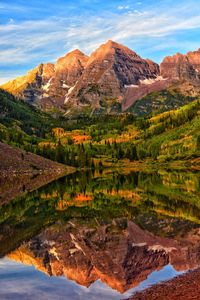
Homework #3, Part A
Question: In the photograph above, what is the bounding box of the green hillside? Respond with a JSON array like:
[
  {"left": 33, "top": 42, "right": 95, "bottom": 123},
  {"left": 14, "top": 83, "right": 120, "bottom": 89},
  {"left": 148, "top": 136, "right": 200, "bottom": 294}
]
[
  {"left": 0, "top": 89, "right": 59, "bottom": 137},
  {"left": 128, "top": 89, "right": 195, "bottom": 117},
  {"left": 0, "top": 88, "right": 199, "bottom": 168},
  {"left": 135, "top": 100, "right": 200, "bottom": 162}
]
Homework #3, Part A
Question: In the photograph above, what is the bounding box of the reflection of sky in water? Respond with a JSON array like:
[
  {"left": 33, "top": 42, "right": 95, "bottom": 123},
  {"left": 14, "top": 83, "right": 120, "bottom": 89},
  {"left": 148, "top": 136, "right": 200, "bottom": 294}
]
[{"left": 0, "top": 258, "right": 183, "bottom": 300}]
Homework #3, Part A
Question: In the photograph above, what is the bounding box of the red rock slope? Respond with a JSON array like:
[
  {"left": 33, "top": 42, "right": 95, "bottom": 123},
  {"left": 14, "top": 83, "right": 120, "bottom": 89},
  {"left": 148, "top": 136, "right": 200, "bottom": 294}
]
[{"left": 0, "top": 142, "right": 74, "bottom": 175}]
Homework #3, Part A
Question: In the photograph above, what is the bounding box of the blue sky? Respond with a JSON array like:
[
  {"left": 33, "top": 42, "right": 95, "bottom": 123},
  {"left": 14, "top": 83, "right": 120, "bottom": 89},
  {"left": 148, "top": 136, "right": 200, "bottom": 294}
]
[
  {"left": 0, "top": 258, "right": 182, "bottom": 300},
  {"left": 1, "top": 0, "right": 200, "bottom": 84}
]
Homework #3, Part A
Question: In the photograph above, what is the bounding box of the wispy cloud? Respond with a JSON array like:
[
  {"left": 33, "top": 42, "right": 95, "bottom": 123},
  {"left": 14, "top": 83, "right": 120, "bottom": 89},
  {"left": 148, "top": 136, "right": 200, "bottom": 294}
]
[
  {"left": 1, "top": 1, "right": 200, "bottom": 83},
  {"left": 0, "top": 2, "right": 27, "bottom": 12},
  {"left": 0, "top": 258, "right": 124, "bottom": 300},
  {"left": 117, "top": 5, "right": 130, "bottom": 10}
]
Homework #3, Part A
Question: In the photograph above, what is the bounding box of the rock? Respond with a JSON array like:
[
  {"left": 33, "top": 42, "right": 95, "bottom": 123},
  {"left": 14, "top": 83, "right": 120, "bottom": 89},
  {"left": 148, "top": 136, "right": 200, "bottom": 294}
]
[
  {"left": 1, "top": 40, "right": 159, "bottom": 114},
  {"left": 2, "top": 42, "right": 200, "bottom": 115},
  {"left": 66, "top": 40, "right": 160, "bottom": 113},
  {"left": 160, "top": 49, "right": 200, "bottom": 82},
  {"left": 55, "top": 49, "right": 88, "bottom": 86},
  {"left": 0, "top": 142, "right": 74, "bottom": 176},
  {"left": 1, "top": 50, "right": 88, "bottom": 111}
]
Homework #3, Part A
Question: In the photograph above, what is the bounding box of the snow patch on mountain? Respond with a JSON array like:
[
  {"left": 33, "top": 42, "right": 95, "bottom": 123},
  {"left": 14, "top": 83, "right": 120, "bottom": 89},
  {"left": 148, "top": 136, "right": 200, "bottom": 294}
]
[
  {"left": 42, "top": 78, "right": 52, "bottom": 91},
  {"left": 124, "top": 84, "right": 139, "bottom": 88},
  {"left": 140, "top": 76, "right": 166, "bottom": 85},
  {"left": 64, "top": 82, "right": 78, "bottom": 103}
]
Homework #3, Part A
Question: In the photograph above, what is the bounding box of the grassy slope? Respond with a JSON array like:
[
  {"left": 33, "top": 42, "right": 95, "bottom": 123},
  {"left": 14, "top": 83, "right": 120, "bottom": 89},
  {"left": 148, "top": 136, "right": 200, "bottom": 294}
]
[
  {"left": 0, "top": 142, "right": 74, "bottom": 174},
  {"left": 135, "top": 100, "right": 200, "bottom": 162},
  {"left": 0, "top": 88, "right": 199, "bottom": 168},
  {"left": 0, "top": 89, "right": 75, "bottom": 173},
  {"left": 128, "top": 89, "right": 195, "bottom": 116},
  {"left": 0, "top": 89, "right": 60, "bottom": 136}
]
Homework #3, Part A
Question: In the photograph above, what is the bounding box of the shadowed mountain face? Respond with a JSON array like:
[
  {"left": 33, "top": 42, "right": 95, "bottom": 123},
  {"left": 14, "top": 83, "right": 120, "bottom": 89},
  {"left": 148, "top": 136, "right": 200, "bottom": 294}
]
[{"left": 128, "top": 267, "right": 200, "bottom": 300}]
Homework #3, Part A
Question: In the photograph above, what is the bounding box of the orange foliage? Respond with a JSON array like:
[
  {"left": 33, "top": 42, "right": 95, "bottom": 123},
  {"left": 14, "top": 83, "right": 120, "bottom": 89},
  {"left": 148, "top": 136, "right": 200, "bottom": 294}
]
[{"left": 72, "top": 134, "right": 91, "bottom": 144}]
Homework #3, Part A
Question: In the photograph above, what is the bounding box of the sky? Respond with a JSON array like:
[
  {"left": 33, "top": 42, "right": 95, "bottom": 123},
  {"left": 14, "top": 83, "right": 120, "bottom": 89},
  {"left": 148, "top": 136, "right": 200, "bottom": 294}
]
[
  {"left": 0, "top": 258, "right": 182, "bottom": 300},
  {"left": 1, "top": 0, "right": 200, "bottom": 84}
]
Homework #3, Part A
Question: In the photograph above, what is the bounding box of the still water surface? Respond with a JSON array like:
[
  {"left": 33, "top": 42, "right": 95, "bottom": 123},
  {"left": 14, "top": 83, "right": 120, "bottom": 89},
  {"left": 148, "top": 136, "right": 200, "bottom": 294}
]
[{"left": 0, "top": 169, "right": 199, "bottom": 299}]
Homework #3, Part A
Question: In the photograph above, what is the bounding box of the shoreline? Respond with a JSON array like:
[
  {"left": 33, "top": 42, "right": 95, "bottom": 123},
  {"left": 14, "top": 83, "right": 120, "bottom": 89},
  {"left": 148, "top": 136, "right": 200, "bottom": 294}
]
[{"left": 129, "top": 267, "right": 200, "bottom": 300}]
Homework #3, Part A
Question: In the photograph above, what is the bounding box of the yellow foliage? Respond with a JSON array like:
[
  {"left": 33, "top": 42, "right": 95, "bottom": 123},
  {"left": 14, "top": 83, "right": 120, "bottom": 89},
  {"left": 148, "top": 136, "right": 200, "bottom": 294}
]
[{"left": 52, "top": 127, "right": 65, "bottom": 137}]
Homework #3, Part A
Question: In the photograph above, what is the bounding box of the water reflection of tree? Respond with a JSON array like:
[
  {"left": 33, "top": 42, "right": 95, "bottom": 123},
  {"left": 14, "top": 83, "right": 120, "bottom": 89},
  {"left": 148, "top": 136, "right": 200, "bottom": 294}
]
[{"left": 0, "top": 169, "right": 199, "bottom": 257}]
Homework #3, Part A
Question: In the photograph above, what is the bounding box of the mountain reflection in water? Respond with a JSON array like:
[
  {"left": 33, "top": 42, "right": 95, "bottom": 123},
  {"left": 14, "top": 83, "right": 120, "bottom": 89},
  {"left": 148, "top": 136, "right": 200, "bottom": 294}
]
[{"left": 0, "top": 169, "right": 199, "bottom": 299}]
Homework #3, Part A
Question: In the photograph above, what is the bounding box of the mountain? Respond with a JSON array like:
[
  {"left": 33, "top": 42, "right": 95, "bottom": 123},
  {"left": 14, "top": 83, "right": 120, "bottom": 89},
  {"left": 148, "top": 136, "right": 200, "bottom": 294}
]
[
  {"left": 64, "top": 40, "right": 160, "bottom": 114},
  {"left": 1, "top": 50, "right": 88, "bottom": 111},
  {"left": 43, "top": 49, "right": 89, "bottom": 110},
  {"left": 1, "top": 64, "right": 54, "bottom": 109},
  {"left": 7, "top": 219, "right": 200, "bottom": 293},
  {"left": 1, "top": 41, "right": 200, "bottom": 116},
  {"left": 1, "top": 41, "right": 161, "bottom": 114},
  {"left": 126, "top": 48, "right": 200, "bottom": 115},
  {"left": 160, "top": 49, "right": 200, "bottom": 82},
  {"left": 55, "top": 49, "right": 89, "bottom": 86}
]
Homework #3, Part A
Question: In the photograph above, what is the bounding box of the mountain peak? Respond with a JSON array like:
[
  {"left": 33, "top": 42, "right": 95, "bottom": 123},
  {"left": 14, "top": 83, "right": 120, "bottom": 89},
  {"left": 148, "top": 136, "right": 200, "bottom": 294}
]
[
  {"left": 105, "top": 39, "right": 120, "bottom": 46},
  {"left": 65, "top": 40, "right": 159, "bottom": 111},
  {"left": 55, "top": 50, "right": 89, "bottom": 78},
  {"left": 56, "top": 49, "right": 88, "bottom": 65},
  {"left": 66, "top": 48, "right": 87, "bottom": 57},
  {"left": 88, "top": 40, "right": 140, "bottom": 64},
  {"left": 100, "top": 39, "right": 135, "bottom": 52}
]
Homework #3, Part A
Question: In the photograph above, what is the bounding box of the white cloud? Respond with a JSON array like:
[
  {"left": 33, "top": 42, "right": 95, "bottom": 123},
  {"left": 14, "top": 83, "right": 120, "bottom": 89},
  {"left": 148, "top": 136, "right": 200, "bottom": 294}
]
[
  {"left": 1, "top": 2, "right": 200, "bottom": 83},
  {"left": 117, "top": 5, "right": 129, "bottom": 10}
]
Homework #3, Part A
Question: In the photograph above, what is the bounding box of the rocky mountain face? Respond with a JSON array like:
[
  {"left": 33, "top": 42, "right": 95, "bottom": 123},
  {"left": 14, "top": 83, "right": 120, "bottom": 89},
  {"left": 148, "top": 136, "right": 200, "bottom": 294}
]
[
  {"left": 0, "top": 142, "right": 72, "bottom": 175},
  {"left": 55, "top": 49, "right": 88, "bottom": 85},
  {"left": 1, "top": 50, "right": 89, "bottom": 111},
  {"left": 64, "top": 40, "right": 160, "bottom": 114},
  {"left": 0, "top": 41, "right": 161, "bottom": 113},
  {"left": 45, "top": 50, "right": 89, "bottom": 110},
  {"left": 1, "top": 63, "right": 55, "bottom": 108},
  {"left": 160, "top": 49, "right": 200, "bottom": 82},
  {"left": 7, "top": 219, "right": 200, "bottom": 293},
  {"left": 2, "top": 41, "right": 200, "bottom": 115}
]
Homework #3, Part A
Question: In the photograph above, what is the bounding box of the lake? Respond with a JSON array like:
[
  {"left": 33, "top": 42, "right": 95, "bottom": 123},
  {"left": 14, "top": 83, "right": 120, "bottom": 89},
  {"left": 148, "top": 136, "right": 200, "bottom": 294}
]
[{"left": 0, "top": 168, "right": 199, "bottom": 299}]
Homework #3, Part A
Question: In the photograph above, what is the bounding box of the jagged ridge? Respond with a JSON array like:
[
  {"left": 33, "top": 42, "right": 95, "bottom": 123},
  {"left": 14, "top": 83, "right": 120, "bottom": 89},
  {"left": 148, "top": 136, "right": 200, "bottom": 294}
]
[{"left": 2, "top": 41, "right": 200, "bottom": 115}]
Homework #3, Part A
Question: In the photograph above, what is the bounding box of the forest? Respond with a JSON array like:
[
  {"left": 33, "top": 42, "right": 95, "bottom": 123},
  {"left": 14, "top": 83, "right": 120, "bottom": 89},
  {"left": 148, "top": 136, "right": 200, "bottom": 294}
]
[{"left": 0, "top": 89, "right": 199, "bottom": 169}]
